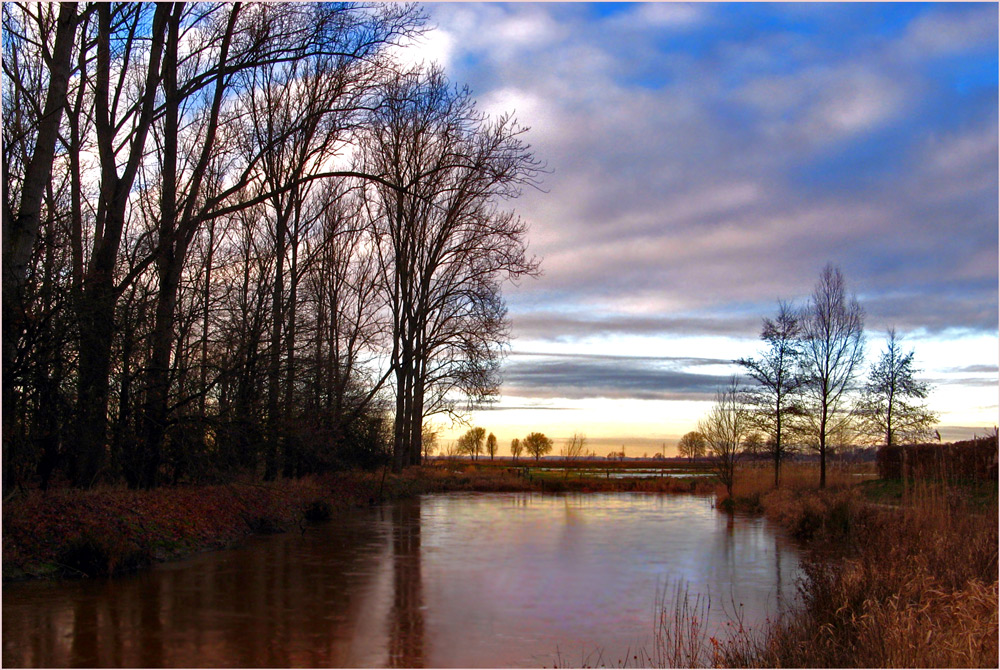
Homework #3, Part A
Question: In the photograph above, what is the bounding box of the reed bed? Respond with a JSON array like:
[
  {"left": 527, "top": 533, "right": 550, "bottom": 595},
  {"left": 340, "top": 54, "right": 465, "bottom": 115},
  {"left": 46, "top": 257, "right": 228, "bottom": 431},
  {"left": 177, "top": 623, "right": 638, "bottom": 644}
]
[{"left": 676, "top": 468, "right": 999, "bottom": 668}]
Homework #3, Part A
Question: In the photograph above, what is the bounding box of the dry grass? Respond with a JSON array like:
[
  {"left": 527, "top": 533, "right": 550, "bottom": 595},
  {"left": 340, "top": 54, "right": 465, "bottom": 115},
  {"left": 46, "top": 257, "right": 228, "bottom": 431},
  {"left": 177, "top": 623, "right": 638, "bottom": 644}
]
[
  {"left": 722, "top": 480, "right": 999, "bottom": 668},
  {"left": 641, "top": 462, "right": 999, "bottom": 668},
  {"left": 728, "top": 461, "right": 873, "bottom": 497}
]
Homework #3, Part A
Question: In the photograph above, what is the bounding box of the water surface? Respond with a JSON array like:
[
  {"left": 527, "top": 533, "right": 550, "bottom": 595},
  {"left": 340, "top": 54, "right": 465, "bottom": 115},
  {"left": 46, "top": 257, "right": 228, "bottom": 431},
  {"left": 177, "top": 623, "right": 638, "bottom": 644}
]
[{"left": 3, "top": 492, "right": 801, "bottom": 667}]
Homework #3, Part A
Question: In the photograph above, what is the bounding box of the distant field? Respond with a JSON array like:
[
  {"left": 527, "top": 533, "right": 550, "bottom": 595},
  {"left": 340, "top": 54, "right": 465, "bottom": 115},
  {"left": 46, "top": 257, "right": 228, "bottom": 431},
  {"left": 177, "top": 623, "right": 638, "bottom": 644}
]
[{"left": 433, "top": 456, "right": 716, "bottom": 480}]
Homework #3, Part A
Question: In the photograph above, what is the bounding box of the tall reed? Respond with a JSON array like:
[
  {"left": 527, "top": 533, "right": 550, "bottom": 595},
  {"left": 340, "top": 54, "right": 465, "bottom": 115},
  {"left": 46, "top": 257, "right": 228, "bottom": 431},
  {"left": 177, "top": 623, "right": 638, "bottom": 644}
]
[{"left": 724, "top": 480, "right": 998, "bottom": 668}]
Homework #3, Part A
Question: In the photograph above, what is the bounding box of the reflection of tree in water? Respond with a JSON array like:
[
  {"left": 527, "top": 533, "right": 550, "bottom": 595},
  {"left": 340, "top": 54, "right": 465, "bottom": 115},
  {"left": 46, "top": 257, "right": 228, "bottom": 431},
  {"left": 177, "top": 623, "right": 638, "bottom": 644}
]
[{"left": 388, "top": 498, "right": 425, "bottom": 668}]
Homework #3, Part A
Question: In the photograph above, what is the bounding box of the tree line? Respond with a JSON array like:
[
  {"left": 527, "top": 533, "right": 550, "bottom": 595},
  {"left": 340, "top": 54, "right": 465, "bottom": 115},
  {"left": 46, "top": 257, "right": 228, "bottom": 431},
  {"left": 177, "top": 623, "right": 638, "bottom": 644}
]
[
  {"left": 2, "top": 2, "right": 541, "bottom": 491},
  {"left": 444, "top": 427, "right": 554, "bottom": 462},
  {"left": 684, "top": 264, "right": 937, "bottom": 493}
]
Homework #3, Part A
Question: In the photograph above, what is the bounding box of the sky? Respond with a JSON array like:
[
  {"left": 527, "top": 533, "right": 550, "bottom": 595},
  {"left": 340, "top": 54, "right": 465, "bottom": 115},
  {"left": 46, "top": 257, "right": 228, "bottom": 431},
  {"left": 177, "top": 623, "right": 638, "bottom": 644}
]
[{"left": 404, "top": 2, "right": 999, "bottom": 457}]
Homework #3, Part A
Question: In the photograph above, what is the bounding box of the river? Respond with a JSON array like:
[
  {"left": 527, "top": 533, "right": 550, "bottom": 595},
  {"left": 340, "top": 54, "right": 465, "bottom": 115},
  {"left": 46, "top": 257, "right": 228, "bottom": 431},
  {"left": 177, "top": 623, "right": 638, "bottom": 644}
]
[{"left": 3, "top": 492, "right": 801, "bottom": 667}]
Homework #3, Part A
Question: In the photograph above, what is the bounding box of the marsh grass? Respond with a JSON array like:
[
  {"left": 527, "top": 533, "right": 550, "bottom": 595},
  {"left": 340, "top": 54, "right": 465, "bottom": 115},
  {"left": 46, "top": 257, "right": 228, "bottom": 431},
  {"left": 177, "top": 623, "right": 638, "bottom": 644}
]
[
  {"left": 716, "top": 474, "right": 998, "bottom": 668},
  {"left": 627, "top": 463, "right": 1000, "bottom": 668}
]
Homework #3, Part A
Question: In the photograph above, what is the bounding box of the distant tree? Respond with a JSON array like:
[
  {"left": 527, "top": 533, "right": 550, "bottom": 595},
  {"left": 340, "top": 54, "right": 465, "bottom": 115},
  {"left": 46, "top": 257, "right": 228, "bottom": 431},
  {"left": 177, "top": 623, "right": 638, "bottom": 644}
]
[
  {"left": 457, "top": 427, "right": 486, "bottom": 461},
  {"left": 510, "top": 437, "right": 522, "bottom": 461},
  {"left": 699, "top": 378, "right": 751, "bottom": 499},
  {"left": 524, "top": 432, "right": 553, "bottom": 461},
  {"left": 422, "top": 425, "right": 439, "bottom": 460},
  {"left": 736, "top": 301, "right": 804, "bottom": 487},
  {"left": 676, "top": 431, "right": 706, "bottom": 461},
  {"left": 741, "top": 432, "right": 766, "bottom": 462},
  {"left": 485, "top": 432, "right": 498, "bottom": 461},
  {"left": 561, "top": 432, "right": 587, "bottom": 458},
  {"left": 860, "top": 329, "right": 938, "bottom": 447},
  {"left": 799, "top": 264, "right": 865, "bottom": 488}
]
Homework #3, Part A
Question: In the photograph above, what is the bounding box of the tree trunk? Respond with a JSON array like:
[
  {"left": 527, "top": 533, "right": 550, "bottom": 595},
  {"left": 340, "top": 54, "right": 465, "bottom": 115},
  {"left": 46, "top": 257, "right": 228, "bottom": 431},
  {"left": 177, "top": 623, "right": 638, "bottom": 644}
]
[{"left": 3, "top": 3, "right": 78, "bottom": 492}]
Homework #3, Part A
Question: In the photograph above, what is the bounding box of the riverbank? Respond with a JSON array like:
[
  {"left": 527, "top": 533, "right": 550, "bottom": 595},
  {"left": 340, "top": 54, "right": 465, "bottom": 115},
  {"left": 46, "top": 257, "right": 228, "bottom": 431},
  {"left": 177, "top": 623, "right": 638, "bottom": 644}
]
[
  {"left": 3, "top": 462, "right": 714, "bottom": 581},
  {"left": 699, "top": 466, "right": 999, "bottom": 668}
]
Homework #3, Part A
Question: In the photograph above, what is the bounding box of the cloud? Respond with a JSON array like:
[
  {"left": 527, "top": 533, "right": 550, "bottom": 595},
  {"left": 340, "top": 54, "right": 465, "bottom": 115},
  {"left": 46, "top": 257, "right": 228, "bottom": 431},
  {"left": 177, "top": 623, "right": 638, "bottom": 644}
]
[
  {"left": 510, "top": 312, "right": 763, "bottom": 341},
  {"left": 510, "top": 351, "right": 730, "bottom": 366},
  {"left": 608, "top": 3, "right": 705, "bottom": 30},
  {"left": 501, "top": 354, "right": 735, "bottom": 401},
  {"left": 946, "top": 365, "right": 999, "bottom": 375},
  {"left": 423, "top": 2, "right": 997, "bottom": 347},
  {"left": 897, "top": 5, "right": 997, "bottom": 58}
]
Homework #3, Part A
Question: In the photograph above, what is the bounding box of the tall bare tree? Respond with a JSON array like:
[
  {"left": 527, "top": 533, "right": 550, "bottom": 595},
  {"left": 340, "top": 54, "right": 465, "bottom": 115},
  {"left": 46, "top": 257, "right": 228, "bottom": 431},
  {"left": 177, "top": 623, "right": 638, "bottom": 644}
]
[
  {"left": 361, "top": 67, "right": 541, "bottom": 472},
  {"left": 736, "top": 301, "right": 803, "bottom": 487},
  {"left": 799, "top": 264, "right": 865, "bottom": 488}
]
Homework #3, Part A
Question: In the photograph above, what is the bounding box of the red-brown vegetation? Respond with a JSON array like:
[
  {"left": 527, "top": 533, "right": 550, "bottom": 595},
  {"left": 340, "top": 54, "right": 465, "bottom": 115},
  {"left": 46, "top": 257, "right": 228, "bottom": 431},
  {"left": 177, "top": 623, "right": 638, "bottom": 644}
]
[{"left": 877, "top": 434, "right": 998, "bottom": 481}]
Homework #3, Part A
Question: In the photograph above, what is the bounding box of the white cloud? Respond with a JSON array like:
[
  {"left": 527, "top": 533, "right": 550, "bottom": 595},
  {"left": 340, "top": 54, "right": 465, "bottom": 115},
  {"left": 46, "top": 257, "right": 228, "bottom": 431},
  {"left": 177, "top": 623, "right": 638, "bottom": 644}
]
[
  {"left": 898, "top": 6, "right": 997, "bottom": 58},
  {"left": 389, "top": 26, "right": 455, "bottom": 70},
  {"left": 610, "top": 3, "right": 704, "bottom": 30}
]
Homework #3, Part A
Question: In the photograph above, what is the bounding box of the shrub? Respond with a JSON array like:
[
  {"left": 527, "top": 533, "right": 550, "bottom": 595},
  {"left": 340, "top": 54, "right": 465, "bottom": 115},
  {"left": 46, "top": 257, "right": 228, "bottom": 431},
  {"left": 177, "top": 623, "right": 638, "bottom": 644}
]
[
  {"left": 302, "top": 499, "right": 333, "bottom": 522},
  {"left": 56, "top": 532, "right": 151, "bottom": 578}
]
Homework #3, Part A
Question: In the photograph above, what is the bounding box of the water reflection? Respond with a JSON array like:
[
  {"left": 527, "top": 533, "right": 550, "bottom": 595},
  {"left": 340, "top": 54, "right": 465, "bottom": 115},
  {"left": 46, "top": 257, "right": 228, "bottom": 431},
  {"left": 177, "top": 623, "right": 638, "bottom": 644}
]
[
  {"left": 388, "top": 501, "right": 425, "bottom": 668},
  {"left": 4, "top": 493, "right": 801, "bottom": 668}
]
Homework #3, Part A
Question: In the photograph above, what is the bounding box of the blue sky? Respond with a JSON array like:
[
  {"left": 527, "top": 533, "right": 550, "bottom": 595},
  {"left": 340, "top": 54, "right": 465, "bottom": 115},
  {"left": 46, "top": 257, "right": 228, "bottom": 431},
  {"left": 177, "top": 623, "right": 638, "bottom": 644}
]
[{"left": 404, "top": 2, "right": 999, "bottom": 454}]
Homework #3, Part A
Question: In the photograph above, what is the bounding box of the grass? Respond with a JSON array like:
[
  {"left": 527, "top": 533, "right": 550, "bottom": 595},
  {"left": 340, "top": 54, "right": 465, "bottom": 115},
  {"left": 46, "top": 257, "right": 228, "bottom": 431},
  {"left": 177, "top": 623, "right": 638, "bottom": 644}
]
[{"left": 660, "top": 464, "right": 999, "bottom": 668}]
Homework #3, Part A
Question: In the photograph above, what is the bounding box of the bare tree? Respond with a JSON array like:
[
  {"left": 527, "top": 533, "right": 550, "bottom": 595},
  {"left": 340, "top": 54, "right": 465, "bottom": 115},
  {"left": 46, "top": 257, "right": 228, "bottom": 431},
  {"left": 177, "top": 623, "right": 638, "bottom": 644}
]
[
  {"left": 2, "top": 3, "right": 81, "bottom": 492},
  {"left": 524, "top": 432, "right": 553, "bottom": 462},
  {"left": 510, "top": 437, "right": 522, "bottom": 461},
  {"left": 421, "top": 424, "right": 438, "bottom": 461},
  {"left": 699, "top": 378, "right": 751, "bottom": 499},
  {"left": 736, "top": 301, "right": 803, "bottom": 487},
  {"left": 741, "top": 432, "right": 766, "bottom": 463},
  {"left": 361, "top": 67, "right": 541, "bottom": 472},
  {"left": 561, "top": 432, "right": 587, "bottom": 459},
  {"left": 799, "top": 264, "right": 865, "bottom": 488},
  {"left": 457, "top": 426, "right": 486, "bottom": 461},
  {"left": 676, "top": 431, "right": 706, "bottom": 462},
  {"left": 860, "top": 328, "right": 937, "bottom": 448}
]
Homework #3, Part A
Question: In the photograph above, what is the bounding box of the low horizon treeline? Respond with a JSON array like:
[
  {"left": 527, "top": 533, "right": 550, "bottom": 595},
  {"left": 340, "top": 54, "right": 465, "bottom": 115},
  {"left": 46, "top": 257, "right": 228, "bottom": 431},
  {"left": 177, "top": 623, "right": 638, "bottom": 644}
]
[
  {"left": 3, "top": 3, "right": 541, "bottom": 491},
  {"left": 688, "top": 264, "right": 946, "bottom": 491}
]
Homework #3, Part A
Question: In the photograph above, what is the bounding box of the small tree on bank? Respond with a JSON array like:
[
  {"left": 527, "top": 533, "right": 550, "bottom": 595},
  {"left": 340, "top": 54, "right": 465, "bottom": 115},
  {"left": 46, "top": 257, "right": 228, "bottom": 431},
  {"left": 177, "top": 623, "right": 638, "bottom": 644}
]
[
  {"left": 485, "top": 432, "right": 498, "bottom": 461},
  {"left": 524, "top": 432, "right": 553, "bottom": 461},
  {"left": 699, "top": 378, "right": 751, "bottom": 500},
  {"left": 860, "top": 329, "right": 938, "bottom": 447}
]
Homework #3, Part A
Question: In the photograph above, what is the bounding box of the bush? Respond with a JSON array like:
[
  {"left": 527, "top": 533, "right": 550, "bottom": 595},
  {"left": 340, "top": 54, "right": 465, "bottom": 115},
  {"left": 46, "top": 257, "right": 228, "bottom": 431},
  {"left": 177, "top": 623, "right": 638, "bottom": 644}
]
[
  {"left": 56, "top": 532, "right": 151, "bottom": 578},
  {"left": 302, "top": 499, "right": 332, "bottom": 522}
]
